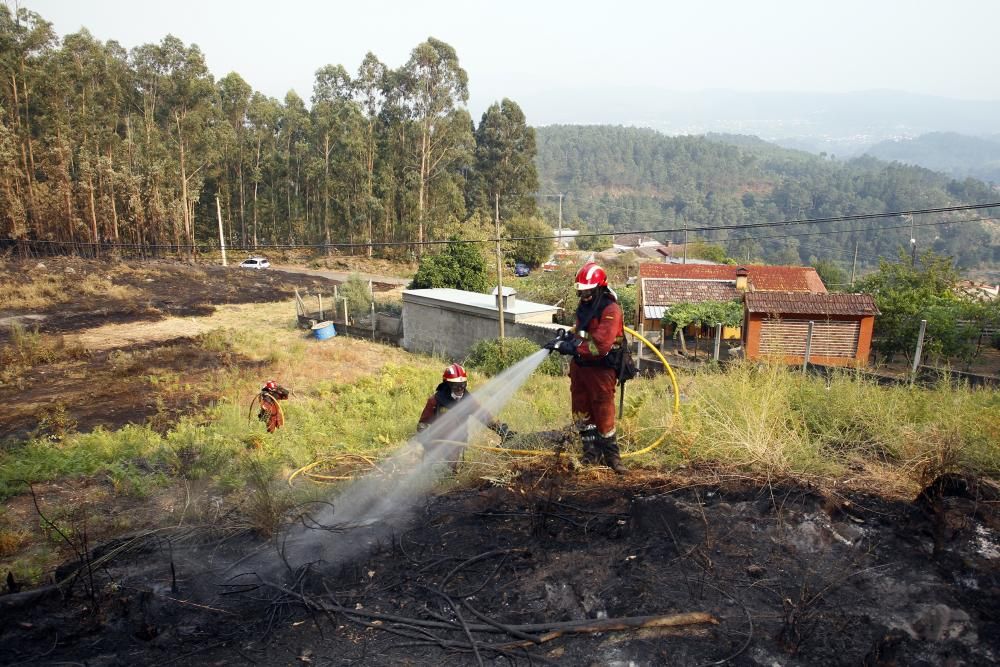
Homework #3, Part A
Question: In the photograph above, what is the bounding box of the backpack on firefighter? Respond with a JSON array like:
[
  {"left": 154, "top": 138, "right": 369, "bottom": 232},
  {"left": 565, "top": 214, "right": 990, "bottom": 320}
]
[{"left": 248, "top": 380, "right": 290, "bottom": 433}]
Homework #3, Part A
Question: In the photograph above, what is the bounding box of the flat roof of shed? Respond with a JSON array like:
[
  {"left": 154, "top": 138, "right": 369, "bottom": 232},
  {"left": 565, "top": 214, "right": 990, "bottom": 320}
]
[{"left": 402, "top": 288, "right": 558, "bottom": 316}]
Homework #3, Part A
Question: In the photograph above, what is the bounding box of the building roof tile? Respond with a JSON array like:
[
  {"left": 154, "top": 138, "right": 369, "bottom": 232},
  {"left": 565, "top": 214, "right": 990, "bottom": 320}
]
[
  {"left": 642, "top": 278, "right": 741, "bottom": 306},
  {"left": 744, "top": 292, "right": 880, "bottom": 316},
  {"left": 638, "top": 263, "right": 827, "bottom": 293}
]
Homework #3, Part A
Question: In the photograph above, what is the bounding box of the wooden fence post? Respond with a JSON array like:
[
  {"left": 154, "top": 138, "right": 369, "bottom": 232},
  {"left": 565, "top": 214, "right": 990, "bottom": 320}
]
[
  {"left": 803, "top": 320, "right": 815, "bottom": 372},
  {"left": 911, "top": 319, "right": 928, "bottom": 379},
  {"left": 713, "top": 323, "right": 722, "bottom": 362}
]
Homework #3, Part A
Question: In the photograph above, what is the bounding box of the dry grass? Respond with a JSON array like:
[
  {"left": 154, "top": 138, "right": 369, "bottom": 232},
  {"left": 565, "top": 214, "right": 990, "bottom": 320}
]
[
  {"left": 0, "top": 265, "right": 139, "bottom": 310},
  {"left": 0, "top": 323, "right": 88, "bottom": 379}
]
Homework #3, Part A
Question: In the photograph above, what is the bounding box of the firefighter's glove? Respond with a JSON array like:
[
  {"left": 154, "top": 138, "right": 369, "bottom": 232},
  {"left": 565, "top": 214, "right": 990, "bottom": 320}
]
[{"left": 554, "top": 339, "right": 578, "bottom": 356}]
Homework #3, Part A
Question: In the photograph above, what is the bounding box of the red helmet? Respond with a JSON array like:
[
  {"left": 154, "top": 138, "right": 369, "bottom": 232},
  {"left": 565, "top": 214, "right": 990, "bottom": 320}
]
[
  {"left": 442, "top": 363, "right": 468, "bottom": 383},
  {"left": 263, "top": 380, "right": 278, "bottom": 392},
  {"left": 575, "top": 262, "right": 608, "bottom": 290}
]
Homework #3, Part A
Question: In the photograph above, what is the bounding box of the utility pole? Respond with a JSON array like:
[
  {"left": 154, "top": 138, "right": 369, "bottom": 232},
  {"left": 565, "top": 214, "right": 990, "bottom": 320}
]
[
  {"left": 906, "top": 214, "right": 916, "bottom": 265},
  {"left": 558, "top": 193, "right": 563, "bottom": 249},
  {"left": 850, "top": 242, "right": 858, "bottom": 288},
  {"left": 683, "top": 221, "right": 688, "bottom": 264},
  {"left": 216, "top": 195, "right": 228, "bottom": 267},
  {"left": 495, "top": 193, "right": 505, "bottom": 341}
]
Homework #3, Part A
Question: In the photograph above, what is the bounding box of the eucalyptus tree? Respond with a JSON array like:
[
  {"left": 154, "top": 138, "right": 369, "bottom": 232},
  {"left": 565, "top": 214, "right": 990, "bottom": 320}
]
[
  {"left": 246, "top": 92, "right": 281, "bottom": 248},
  {"left": 353, "top": 52, "right": 387, "bottom": 255},
  {"left": 312, "top": 64, "right": 353, "bottom": 249},
  {"left": 130, "top": 36, "right": 217, "bottom": 254},
  {"left": 473, "top": 98, "right": 538, "bottom": 220},
  {"left": 47, "top": 30, "right": 133, "bottom": 251},
  {"left": 217, "top": 72, "right": 253, "bottom": 243},
  {"left": 399, "top": 38, "right": 473, "bottom": 251},
  {"left": 0, "top": 6, "right": 57, "bottom": 236},
  {"left": 278, "top": 90, "right": 309, "bottom": 241},
  {"left": 0, "top": 102, "right": 24, "bottom": 238}
]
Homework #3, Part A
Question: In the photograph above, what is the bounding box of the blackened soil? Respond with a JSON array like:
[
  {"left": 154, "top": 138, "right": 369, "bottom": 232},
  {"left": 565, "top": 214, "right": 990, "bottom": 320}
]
[
  {"left": 0, "top": 338, "right": 268, "bottom": 444},
  {"left": 2, "top": 470, "right": 997, "bottom": 666},
  {"left": 0, "top": 257, "right": 365, "bottom": 443},
  {"left": 0, "top": 258, "right": 350, "bottom": 339}
]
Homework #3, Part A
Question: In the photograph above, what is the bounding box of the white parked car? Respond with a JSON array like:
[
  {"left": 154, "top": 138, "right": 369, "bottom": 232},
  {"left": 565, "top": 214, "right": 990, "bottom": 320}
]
[{"left": 239, "top": 257, "right": 270, "bottom": 269}]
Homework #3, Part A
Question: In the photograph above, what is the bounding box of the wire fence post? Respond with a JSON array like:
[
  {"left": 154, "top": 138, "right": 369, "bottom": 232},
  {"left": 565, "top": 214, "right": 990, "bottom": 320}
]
[
  {"left": 911, "top": 319, "right": 927, "bottom": 380},
  {"left": 803, "top": 320, "right": 814, "bottom": 373},
  {"left": 713, "top": 323, "right": 722, "bottom": 362}
]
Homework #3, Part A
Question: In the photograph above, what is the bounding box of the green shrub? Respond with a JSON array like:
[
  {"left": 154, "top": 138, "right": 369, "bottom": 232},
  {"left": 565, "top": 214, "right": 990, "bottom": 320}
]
[
  {"left": 375, "top": 299, "right": 402, "bottom": 317},
  {"left": 341, "top": 273, "right": 374, "bottom": 318},
  {"left": 465, "top": 337, "right": 564, "bottom": 377},
  {"left": 410, "top": 239, "right": 490, "bottom": 292}
]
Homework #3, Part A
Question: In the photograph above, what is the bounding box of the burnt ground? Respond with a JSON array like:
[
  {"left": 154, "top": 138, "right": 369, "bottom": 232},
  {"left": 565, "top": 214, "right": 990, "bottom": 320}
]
[
  {"left": 0, "top": 258, "right": 395, "bottom": 443},
  {"left": 2, "top": 467, "right": 998, "bottom": 666}
]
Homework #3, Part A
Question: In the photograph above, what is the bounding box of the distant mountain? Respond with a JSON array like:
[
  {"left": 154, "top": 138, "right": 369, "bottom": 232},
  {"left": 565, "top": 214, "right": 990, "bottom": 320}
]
[
  {"left": 864, "top": 132, "right": 1000, "bottom": 184},
  {"left": 522, "top": 89, "right": 1000, "bottom": 156},
  {"left": 534, "top": 125, "right": 1000, "bottom": 277}
]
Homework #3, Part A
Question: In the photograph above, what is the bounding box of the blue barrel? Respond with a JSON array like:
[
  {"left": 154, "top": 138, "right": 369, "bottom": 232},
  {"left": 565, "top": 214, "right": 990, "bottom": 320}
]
[{"left": 312, "top": 321, "right": 336, "bottom": 340}]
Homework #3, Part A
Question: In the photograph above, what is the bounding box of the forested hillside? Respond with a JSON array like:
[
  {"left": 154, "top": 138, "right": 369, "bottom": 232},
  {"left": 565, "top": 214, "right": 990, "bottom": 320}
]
[
  {"left": 535, "top": 126, "right": 999, "bottom": 273},
  {"left": 865, "top": 132, "right": 1000, "bottom": 184},
  {"left": 0, "top": 8, "right": 538, "bottom": 257}
]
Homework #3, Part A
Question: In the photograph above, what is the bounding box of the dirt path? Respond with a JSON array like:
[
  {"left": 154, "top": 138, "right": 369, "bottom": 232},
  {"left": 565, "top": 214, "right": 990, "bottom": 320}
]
[
  {"left": 69, "top": 301, "right": 292, "bottom": 352},
  {"left": 270, "top": 264, "right": 410, "bottom": 288}
]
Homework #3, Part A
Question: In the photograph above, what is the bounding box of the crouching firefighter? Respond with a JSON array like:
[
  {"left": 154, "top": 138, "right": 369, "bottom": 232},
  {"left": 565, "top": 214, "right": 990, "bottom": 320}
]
[
  {"left": 545, "top": 262, "right": 629, "bottom": 473},
  {"left": 417, "top": 363, "right": 513, "bottom": 469},
  {"left": 251, "top": 380, "right": 290, "bottom": 433}
]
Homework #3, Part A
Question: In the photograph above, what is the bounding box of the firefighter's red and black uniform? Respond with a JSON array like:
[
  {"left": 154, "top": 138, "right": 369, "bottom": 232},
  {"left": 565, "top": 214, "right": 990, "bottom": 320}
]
[
  {"left": 553, "top": 262, "right": 627, "bottom": 472},
  {"left": 257, "top": 381, "right": 290, "bottom": 433},
  {"left": 417, "top": 364, "right": 509, "bottom": 469}
]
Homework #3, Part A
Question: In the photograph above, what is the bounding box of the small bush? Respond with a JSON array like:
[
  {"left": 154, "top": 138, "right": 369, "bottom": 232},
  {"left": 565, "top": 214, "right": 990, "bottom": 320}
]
[
  {"left": 340, "top": 273, "right": 374, "bottom": 320},
  {"left": 1, "top": 323, "right": 86, "bottom": 371},
  {"left": 375, "top": 299, "right": 402, "bottom": 317},
  {"left": 465, "top": 337, "right": 564, "bottom": 377}
]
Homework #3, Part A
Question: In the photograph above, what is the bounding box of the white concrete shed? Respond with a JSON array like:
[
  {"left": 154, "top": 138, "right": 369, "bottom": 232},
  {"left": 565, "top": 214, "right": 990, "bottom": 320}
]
[{"left": 402, "top": 287, "right": 561, "bottom": 360}]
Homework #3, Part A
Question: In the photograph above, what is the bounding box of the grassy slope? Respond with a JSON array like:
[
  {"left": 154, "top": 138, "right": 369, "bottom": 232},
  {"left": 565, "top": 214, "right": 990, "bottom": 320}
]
[{"left": 2, "top": 291, "right": 998, "bottom": 583}]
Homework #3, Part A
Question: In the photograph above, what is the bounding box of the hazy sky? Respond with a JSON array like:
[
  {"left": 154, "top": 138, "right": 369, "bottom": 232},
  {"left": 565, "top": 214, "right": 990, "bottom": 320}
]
[{"left": 18, "top": 0, "right": 1000, "bottom": 122}]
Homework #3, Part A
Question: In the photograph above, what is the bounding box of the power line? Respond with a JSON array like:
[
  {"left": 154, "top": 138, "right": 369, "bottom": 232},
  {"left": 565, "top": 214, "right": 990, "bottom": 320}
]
[
  {"left": 6, "top": 203, "right": 997, "bottom": 252},
  {"left": 717, "top": 216, "right": 995, "bottom": 246}
]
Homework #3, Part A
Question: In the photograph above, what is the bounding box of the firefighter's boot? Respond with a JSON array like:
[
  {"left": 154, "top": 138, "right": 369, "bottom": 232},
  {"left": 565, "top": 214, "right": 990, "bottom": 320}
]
[
  {"left": 579, "top": 425, "right": 599, "bottom": 464},
  {"left": 597, "top": 432, "right": 627, "bottom": 474}
]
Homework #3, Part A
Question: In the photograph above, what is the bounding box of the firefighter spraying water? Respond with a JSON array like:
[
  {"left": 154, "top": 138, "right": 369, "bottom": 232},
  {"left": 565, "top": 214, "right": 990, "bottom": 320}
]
[{"left": 544, "top": 261, "right": 636, "bottom": 473}]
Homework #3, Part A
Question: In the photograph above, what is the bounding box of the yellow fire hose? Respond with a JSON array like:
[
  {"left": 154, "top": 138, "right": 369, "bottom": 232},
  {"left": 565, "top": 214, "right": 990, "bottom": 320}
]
[
  {"left": 468, "top": 326, "right": 679, "bottom": 459},
  {"left": 288, "top": 326, "right": 680, "bottom": 484}
]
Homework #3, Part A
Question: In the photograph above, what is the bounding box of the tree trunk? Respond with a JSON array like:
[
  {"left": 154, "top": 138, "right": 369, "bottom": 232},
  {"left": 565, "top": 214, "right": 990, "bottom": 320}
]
[
  {"left": 417, "top": 122, "right": 428, "bottom": 256},
  {"left": 323, "top": 132, "right": 331, "bottom": 253},
  {"left": 176, "top": 111, "right": 193, "bottom": 262},
  {"left": 88, "top": 174, "right": 100, "bottom": 257}
]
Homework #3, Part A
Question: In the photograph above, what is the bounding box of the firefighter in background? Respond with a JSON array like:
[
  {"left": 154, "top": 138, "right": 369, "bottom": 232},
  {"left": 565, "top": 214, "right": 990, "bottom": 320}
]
[
  {"left": 547, "top": 262, "right": 627, "bottom": 473},
  {"left": 254, "top": 380, "right": 290, "bottom": 433},
  {"left": 417, "top": 363, "right": 512, "bottom": 468}
]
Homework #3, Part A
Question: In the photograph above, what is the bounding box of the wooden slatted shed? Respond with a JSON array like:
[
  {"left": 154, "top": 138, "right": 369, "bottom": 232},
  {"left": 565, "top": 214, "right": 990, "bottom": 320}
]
[{"left": 743, "top": 292, "right": 880, "bottom": 367}]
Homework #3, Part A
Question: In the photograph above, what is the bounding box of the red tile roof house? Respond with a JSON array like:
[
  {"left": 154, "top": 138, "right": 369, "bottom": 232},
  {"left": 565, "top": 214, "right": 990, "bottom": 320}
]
[
  {"left": 743, "top": 292, "right": 880, "bottom": 367},
  {"left": 635, "top": 263, "right": 828, "bottom": 341}
]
